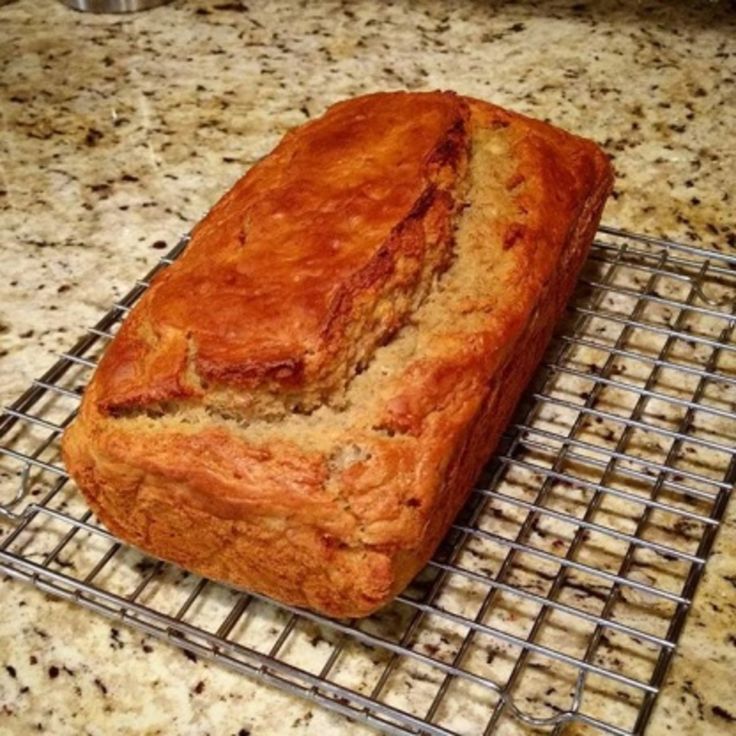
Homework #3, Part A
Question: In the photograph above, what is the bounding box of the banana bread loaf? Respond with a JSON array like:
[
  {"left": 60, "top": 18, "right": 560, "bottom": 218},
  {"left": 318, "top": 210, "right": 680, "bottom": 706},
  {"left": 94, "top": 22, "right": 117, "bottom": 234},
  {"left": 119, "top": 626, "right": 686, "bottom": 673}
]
[{"left": 62, "top": 91, "right": 613, "bottom": 617}]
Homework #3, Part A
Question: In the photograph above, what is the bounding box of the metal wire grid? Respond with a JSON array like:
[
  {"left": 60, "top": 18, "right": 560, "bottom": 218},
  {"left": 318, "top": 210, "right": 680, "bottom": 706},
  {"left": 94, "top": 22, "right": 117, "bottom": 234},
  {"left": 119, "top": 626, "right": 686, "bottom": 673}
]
[{"left": 1, "top": 226, "right": 735, "bottom": 735}]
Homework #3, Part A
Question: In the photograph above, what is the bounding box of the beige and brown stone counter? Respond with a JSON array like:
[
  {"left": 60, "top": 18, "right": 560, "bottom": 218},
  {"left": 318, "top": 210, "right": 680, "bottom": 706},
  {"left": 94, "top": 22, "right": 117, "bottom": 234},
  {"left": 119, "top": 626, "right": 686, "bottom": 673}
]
[{"left": 0, "top": 1, "right": 734, "bottom": 734}]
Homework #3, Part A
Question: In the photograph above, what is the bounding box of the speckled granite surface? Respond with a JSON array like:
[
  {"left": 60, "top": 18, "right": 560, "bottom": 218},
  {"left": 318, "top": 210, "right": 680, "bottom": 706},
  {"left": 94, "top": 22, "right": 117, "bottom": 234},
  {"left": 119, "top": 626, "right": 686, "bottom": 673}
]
[{"left": 1, "top": 0, "right": 735, "bottom": 734}]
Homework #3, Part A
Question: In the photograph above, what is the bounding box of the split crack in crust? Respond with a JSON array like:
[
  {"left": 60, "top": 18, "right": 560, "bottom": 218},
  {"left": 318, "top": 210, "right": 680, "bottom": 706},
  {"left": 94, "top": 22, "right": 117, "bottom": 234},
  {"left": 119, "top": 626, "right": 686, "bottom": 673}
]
[
  {"left": 96, "top": 92, "right": 471, "bottom": 419},
  {"left": 62, "top": 92, "right": 613, "bottom": 616}
]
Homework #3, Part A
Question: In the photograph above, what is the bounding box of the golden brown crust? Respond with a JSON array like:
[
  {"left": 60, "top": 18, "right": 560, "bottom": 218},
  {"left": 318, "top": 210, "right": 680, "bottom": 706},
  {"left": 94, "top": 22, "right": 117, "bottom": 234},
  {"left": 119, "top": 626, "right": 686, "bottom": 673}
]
[
  {"left": 62, "top": 92, "right": 613, "bottom": 617},
  {"left": 95, "top": 90, "right": 470, "bottom": 416}
]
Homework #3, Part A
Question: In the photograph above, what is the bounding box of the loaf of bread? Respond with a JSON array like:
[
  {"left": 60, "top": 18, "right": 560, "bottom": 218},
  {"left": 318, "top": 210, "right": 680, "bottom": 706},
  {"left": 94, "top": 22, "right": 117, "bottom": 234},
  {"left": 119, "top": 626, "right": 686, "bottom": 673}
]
[{"left": 62, "top": 91, "right": 612, "bottom": 617}]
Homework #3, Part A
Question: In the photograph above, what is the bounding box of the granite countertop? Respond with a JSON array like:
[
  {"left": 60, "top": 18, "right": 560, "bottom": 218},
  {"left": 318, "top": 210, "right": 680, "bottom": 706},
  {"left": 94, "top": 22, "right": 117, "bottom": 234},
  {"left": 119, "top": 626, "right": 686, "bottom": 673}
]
[{"left": 1, "top": 0, "right": 735, "bottom": 734}]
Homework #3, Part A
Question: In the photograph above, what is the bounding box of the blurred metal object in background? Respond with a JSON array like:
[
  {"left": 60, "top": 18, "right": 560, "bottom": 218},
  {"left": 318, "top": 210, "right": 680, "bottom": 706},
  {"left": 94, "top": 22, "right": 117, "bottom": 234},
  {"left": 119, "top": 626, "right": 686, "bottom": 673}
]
[{"left": 58, "top": 0, "right": 173, "bottom": 12}]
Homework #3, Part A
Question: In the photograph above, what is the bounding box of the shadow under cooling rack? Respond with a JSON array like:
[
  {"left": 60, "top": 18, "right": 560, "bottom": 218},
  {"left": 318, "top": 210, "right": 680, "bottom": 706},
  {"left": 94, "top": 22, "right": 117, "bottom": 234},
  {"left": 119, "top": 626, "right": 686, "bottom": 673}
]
[{"left": 1, "top": 225, "right": 735, "bottom": 736}]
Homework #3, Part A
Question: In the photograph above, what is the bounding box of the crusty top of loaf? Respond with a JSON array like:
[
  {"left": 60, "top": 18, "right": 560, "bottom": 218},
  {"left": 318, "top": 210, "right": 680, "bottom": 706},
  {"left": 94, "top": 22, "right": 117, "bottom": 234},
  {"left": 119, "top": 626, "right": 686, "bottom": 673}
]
[{"left": 95, "top": 91, "right": 470, "bottom": 417}]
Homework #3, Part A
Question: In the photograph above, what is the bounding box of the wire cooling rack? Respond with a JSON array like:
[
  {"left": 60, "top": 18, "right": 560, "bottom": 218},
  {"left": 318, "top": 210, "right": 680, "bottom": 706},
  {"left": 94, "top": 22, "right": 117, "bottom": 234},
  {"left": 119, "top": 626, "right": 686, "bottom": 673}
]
[{"left": 1, "top": 226, "right": 735, "bottom": 735}]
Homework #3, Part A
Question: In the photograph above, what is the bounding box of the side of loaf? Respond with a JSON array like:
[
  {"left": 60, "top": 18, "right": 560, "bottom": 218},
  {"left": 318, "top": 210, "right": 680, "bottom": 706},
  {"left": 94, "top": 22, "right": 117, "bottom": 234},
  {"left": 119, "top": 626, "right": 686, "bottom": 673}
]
[{"left": 62, "top": 91, "right": 613, "bottom": 617}]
